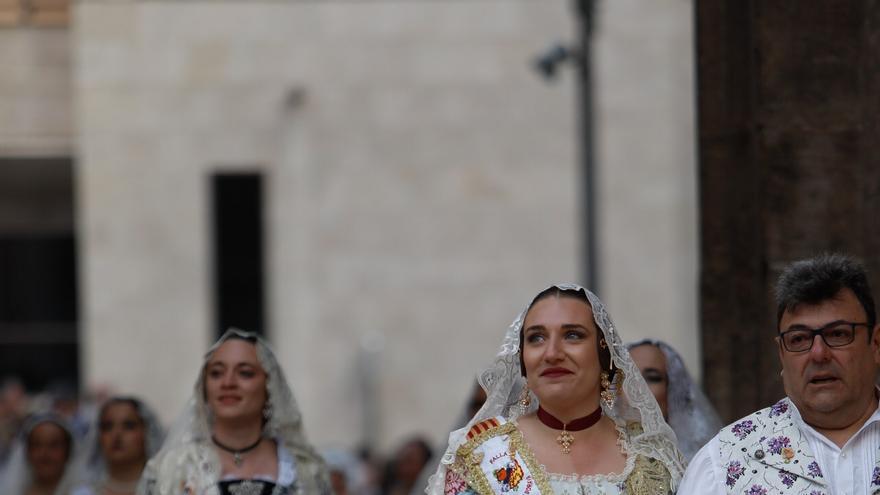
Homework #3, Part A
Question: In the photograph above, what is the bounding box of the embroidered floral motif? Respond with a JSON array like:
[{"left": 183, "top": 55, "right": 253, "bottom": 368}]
[
  {"left": 726, "top": 461, "right": 745, "bottom": 487},
  {"left": 872, "top": 466, "right": 880, "bottom": 487},
  {"left": 769, "top": 400, "right": 789, "bottom": 417},
  {"left": 781, "top": 447, "right": 795, "bottom": 462},
  {"left": 732, "top": 420, "right": 757, "bottom": 440},
  {"left": 444, "top": 469, "right": 469, "bottom": 495},
  {"left": 808, "top": 461, "right": 823, "bottom": 478},
  {"left": 767, "top": 436, "right": 791, "bottom": 455},
  {"left": 746, "top": 485, "right": 768, "bottom": 495},
  {"left": 779, "top": 470, "right": 797, "bottom": 488},
  {"left": 808, "top": 491, "right": 825, "bottom": 495}
]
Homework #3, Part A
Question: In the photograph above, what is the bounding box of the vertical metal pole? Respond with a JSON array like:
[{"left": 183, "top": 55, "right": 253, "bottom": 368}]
[{"left": 575, "top": 0, "right": 598, "bottom": 291}]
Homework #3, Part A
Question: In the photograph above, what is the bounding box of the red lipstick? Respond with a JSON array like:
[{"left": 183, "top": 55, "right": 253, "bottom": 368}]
[{"left": 540, "top": 367, "right": 573, "bottom": 378}]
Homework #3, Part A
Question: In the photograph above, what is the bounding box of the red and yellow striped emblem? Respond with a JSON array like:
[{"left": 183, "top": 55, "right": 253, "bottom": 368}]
[{"left": 466, "top": 418, "right": 500, "bottom": 440}]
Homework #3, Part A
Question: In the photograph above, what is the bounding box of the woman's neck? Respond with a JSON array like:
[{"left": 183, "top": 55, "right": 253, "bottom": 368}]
[
  {"left": 212, "top": 417, "right": 263, "bottom": 448},
  {"left": 106, "top": 459, "right": 146, "bottom": 484},
  {"left": 538, "top": 399, "right": 600, "bottom": 425},
  {"left": 27, "top": 478, "right": 60, "bottom": 495}
]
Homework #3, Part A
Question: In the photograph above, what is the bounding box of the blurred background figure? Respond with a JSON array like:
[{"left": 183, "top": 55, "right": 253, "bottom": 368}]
[
  {"left": 353, "top": 447, "right": 383, "bottom": 495},
  {"left": 65, "top": 396, "right": 163, "bottom": 495},
  {"left": 1, "top": 414, "right": 75, "bottom": 495},
  {"left": 410, "top": 380, "right": 487, "bottom": 495},
  {"left": 627, "top": 339, "right": 721, "bottom": 460},
  {"left": 381, "top": 436, "right": 432, "bottom": 495},
  {"left": 46, "top": 382, "right": 91, "bottom": 441},
  {"left": 0, "top": 378, "right": 30, "bottom": 466},
  {"left": 140, "top": 329, "right": 329, "bottom": 494},
  {"left": 323, "top": 449, "right": 368, "bottom": 495}
]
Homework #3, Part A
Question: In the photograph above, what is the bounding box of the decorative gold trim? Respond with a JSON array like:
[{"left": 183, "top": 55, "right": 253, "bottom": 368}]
[
  {"left": 624, "top": 455, "right": 672, "bottom": 495},
  {"left": 507, "top": 427, "right": 554, "bottom": 495},
  {"left": 452, "top": 418, "right": 671, "bottom": 495}
]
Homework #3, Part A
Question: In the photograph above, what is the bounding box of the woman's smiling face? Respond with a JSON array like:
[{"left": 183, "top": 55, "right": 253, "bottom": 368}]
[
  {"left": 204, "top": 338, "right": 268, "bottom": 424},
  {"left": 521, "top": 294, "right": 601, "bottom": 412}
]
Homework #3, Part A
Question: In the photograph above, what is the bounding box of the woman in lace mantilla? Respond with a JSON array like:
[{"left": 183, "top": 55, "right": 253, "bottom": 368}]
[
  {"left": 64, "top": 396, "right": 163, "bottom": 495},
  {"left": 427, "top": 284, "right": 684, "bottom": 495},
  {"left": 626, "top": 339, "right": 721, "bottom": 461},
  {"left": 138, "top": 329, "right": 329, "bottom": 495},
  {"left": 1, "top": 413, "right": 75, "bottom": 495}
]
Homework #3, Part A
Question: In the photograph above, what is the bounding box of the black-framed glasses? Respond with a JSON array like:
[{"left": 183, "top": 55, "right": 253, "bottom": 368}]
[{"left": 778, "top": 321, "right": 870, "bottom": 352}]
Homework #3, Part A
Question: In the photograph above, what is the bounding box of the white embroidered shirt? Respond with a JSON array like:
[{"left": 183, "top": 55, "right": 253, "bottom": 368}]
[{"left": 678, "top": 397, "right": 880, "bottom": 495}]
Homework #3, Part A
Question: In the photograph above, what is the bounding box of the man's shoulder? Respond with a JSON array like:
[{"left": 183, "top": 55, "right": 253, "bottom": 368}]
[{"left": 717, "top": 397, "right": 793, "bottom": 444}]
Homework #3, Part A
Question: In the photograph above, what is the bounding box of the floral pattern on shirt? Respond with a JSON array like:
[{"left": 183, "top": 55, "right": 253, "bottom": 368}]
[
  {"left": 725, "top": 461, "right": 744, "bottom": 487},
  {"left": 767, "top": 436, "right": 791, "bottom": 455},
  {"left": 732, "top": 420, "right": 757, "bottom": 440},
  {"left": 746, "top": 485, "right": 768, "bottom": 495},
  {"left": 770, "top": 400, "right": 789, "bottom": 418},
  {"left": 715, "top": 398, "right": 826, "bottom": 494}
]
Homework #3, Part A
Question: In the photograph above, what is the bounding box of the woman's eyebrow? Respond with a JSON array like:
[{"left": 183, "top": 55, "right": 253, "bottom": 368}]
[{"left": 560, "top": 324, "right": 589, "bottom": 330}]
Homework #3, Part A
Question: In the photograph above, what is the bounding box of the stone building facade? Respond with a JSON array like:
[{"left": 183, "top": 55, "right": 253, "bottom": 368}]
[{"left": 1, "top": 0, "right": 698, "bottom": 451}]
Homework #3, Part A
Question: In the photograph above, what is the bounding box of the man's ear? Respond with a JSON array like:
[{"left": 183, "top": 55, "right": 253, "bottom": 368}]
[
  {"left": 776, "top": 335, "right": 785, "bottom": 365},
  {"left": 871, "top": 324, "right": 880, "bottom": 364}
]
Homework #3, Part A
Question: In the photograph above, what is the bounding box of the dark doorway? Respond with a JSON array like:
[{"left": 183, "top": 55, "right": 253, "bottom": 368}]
[{"left": 0, "top": 158, "right": 78, "bottom": 393}]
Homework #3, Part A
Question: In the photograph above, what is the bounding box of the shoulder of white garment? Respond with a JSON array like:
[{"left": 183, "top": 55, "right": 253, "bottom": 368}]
[{"left": 676, "top": 435, "right": 723, "bottom": 495}]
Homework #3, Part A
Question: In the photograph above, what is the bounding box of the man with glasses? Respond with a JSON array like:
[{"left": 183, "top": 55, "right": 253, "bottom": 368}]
[{"left": 678, "top": 253, "right": 880, "bottom": 494}]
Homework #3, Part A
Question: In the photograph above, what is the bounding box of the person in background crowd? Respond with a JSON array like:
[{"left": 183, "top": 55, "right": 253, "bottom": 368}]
[
  {"left": 65, "top": 396, "right": 163, "bottom": 495},
  {"left": 139, "top": 328, "right": 330, "bottom": 495},
  {"left": 381, "top": 436, "right": 431, "bottom": 495},
  {"left": 626, "top": 339, "right": 722, "bottom": 460},
  {"left": 410, "top": 381, "right": 487, "bottom": 495},
  {"left": 323, "top": 449, "right": 365, "bottom": 495},
  {"left": 1, "top": 413, "right": 75, "bottom": 495},
  {"left": 0, "top": 377, "right": 30, "bottom": 466}
]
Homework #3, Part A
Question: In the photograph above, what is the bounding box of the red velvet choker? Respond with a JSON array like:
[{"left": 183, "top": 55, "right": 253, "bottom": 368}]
[{"left": 537, "top": 406, "right": 602, "bottom": 454}]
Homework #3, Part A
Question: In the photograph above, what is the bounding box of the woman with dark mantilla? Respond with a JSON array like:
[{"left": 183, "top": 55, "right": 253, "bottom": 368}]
[
  {"left": 138, "top": 329, "right": 329, "bottom": 495},
  {"left": 427, "top": 284, "right": 684, "bottom": 495}
]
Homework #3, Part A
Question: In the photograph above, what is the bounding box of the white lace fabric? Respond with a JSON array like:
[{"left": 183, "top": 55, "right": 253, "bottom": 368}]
[
  {"left": 137, "top": 329, "right": 329, "bottom": 495},
  {"left": 626, "top": 339, "right": 722, "bottom": 461},
  {"left": 426, "top": 283, "right": 685, "bottom": 494}
]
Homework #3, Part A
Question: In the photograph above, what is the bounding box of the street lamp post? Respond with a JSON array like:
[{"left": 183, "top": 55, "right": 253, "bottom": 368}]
[
  {"left": 575, "top": 0, "right": 597, "bottom": 292},
  {"left": 534, "top": 0, "right": 599, "bottom": 291}
]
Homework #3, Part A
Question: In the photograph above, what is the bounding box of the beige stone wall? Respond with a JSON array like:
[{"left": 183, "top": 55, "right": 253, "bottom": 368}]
[
  {"left": 74, "top": 0, "right": 578, "bottom": 450},
  {"left": 0, "top": 27, "right": 72, "bottom": 156},
  {"left": 594, "top": 0, "right": 700, "bottom": 377},
  {"left": 73, "top": 0, "right": 702, "bottom": 452}
]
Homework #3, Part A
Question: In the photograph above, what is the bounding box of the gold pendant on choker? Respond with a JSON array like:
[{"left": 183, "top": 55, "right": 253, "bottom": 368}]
[
  {"left": 538, "top": 406, "right": 602, "bottom": 455},
  {"left": 556, "top": 427, "right": 574, "bottom": 454}
]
